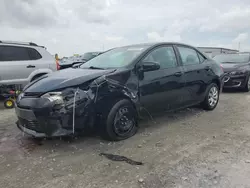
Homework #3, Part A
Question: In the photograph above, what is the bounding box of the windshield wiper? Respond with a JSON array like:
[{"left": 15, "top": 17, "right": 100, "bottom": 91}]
[{"left": 88, "top": 66, "right": 105, "bottom": 70}]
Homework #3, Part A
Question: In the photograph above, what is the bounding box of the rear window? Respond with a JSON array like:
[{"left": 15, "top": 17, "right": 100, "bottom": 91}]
[{"left": 0, "top": 45, "right": 42, "bottom": 61}]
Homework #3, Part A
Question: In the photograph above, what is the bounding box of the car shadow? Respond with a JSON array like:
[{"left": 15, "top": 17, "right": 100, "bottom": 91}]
[
  {"left": 222, "top": 88, "right": 246, "bottom": 94},
  {"left": 14, "top": 106, "right": 205, "bottom": 154}
]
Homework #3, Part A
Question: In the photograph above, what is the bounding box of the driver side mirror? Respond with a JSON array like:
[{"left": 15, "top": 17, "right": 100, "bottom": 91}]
[{"left": 141, "top": 61, "right": 160, "bottom": 72}]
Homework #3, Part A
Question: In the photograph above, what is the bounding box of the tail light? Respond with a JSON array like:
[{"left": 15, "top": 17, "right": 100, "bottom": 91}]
[
  {"left": 219, "top": 64, "right": 224, "bottom": 72},
  {"left": 55, "top": 59, "right": 60, "bottom": 70}
]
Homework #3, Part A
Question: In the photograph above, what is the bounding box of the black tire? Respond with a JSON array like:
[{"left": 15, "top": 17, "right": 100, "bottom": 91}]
[
  {"left": 100, "top": 99, "right": 138, "bottom": 141},
  {"left": 4, "top": 99, "right": 15, "bottom": 109},
  {"left": 243, "top": 76, "right": 250, "bottom": 92},
  {"left": 201, "top": 83, "right": 219, "bottom": 111}
]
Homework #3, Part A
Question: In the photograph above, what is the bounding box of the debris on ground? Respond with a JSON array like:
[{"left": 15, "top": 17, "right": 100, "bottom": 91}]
[
  {"left": 99, "top": 153, "right": 143, "bottom": 165},
  {"left": 138, "top": 178, "right": 144, "bottom": 183}
]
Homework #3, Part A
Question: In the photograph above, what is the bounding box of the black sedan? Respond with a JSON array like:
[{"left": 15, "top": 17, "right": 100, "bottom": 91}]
[
  {"left": 213, "top": 53, "right": 250, "bottom": 91},
  {"left": 15, "top": 42, "right": 224, "bottom": 141}
]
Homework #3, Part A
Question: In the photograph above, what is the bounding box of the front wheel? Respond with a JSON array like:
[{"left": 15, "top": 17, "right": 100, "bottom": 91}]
[
  {"left": 201, "top": 83, "right": 219, "bottom": 111},
  {"left": 100, "top": 99, "right": 138, "bottom": 141}
]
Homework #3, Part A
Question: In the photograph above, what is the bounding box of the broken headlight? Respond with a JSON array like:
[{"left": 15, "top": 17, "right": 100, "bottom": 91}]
[{"left": 41, "top": 92, "right": 64, "bottom": 105}]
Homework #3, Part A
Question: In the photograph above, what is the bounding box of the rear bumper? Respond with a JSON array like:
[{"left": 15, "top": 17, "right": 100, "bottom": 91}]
[{"left": 223, "top": 74, "right": 248, "bottom": 88}]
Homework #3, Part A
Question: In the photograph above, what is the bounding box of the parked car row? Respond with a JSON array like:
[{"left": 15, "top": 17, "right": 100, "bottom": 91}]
[
  {"left": 0, "top": 41, "right": 103, "bottom": 87},
  {"left": 15, "top": 42, "right": 224, "bottom": 141},
  {"left": 213, "top": 53, "right": 250, "bottom": 91},
  {"left": 59, "top": 52, "right": 103, "bottom": 70}
]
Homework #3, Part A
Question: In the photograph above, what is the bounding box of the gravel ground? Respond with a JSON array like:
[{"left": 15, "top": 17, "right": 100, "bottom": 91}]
[{"left": 1, "top": 92, "right": 250, "bottom": 188}]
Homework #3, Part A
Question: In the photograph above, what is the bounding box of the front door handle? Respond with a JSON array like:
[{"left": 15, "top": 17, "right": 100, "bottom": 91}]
[
  {"left": 205, "top": 66, "right": 211, "bottom": 71},
  {"left": 174, "top": 72, "right": 183, "bottom": 77},
  {"left": 27, "top": 65, "right": 36, "bottom": 68}
]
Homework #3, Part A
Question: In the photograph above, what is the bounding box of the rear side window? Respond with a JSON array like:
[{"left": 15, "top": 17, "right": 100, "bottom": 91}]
[
  {"left": 27, "top": 48, "right": 42, "bottom": 60},
  {"left": 177, "top": 46, "right": 200, "bottom": 65},
  {"left": 0, "top": 45, "right": 41, "bottom": 61}
]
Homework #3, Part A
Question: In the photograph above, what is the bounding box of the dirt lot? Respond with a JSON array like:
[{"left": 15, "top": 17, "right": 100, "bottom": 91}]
[{"left": 1, "top": 92, "right": 250, "bottom": 188}]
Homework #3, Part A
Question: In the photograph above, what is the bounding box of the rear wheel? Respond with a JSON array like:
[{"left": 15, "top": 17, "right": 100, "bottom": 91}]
[
  {"left": 201, "top": 83, "right": 219, "bottom": 110},
  {"left": 100, "top": 99, "right": 138, "bottom": 141}
]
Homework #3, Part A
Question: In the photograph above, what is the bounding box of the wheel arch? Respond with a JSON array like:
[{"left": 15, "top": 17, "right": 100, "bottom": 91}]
[
  {"left": 212, "top": 78, "right": 221, "bottom": 91},
  {"left": 94, "top": 92, "right": 138, "bottom": 116}
]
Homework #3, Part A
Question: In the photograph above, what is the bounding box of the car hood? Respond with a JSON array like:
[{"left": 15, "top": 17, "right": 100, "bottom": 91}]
[
  {"left": 220, "top": 62, "right": 249, "bottom": 72},
  {"left": 25, "top": 68, "right": 116, "bottom": 93}
]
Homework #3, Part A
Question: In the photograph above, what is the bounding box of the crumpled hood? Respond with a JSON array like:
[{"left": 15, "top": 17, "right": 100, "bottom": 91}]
[{"left": 25, "top": 68, "right": 116, "bottom": 93}]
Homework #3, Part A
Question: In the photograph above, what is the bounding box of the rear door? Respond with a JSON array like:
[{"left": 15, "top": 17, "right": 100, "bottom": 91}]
[
  {"left": 175, "top": 45, "right": 208, "bottom": 104},
  {"left": 138, "top": 45, "right": 186, "bottom": 113}
]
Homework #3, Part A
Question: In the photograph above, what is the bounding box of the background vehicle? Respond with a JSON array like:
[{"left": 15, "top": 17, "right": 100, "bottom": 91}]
[
  {"left": 15, "top": 42, "right": 223, "bottom": 141},
  {"left": 213, "top": 53, "right": 250, "bottom": 91},
  {"left": 0, "top": 40, "right": 58, "bottom": 87},
  {"left": 59, "top": 52, "right": 103, "bottom": 70}
]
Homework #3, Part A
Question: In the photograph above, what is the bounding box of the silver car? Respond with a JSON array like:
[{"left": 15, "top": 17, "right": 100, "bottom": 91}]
[{"left": 0, "top": 41, "right": 58, "bottom": 86}]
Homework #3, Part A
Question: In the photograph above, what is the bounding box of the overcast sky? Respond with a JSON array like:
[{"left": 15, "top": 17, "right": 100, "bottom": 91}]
[{"left": 0, "top": 0, "right": 250, "bottom": 56}]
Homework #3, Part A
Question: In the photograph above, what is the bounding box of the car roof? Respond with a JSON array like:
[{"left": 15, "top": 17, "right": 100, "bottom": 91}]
[
  {"left": 0, "top": 40, "right": 45, "bottom": 48},
  {"left": 214, "top": 53, "right": 250, "bottom": 56},
  {"left": 116, "top": 42, "right": 198, "bottom": 49}
]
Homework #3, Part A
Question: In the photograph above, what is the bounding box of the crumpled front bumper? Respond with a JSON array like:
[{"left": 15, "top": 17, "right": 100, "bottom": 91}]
[
  {"left": 15, "top": 89, "right": 95, "bottom": 137},
  {"left": 15, "top": 106, "right": 75, "bottom": 137}
]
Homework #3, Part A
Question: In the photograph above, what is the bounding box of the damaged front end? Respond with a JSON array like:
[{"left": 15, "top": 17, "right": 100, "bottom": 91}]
[
  {"left": 16, "top": 74, "right": 139, "bottom": 138},
  {"left": 16, "top": 87, "right": 96, "bottom": 137}
]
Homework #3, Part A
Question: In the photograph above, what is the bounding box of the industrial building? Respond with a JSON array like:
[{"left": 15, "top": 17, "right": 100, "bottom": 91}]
[{"left": 197, "top": 47, "right": 239, "bottom": 58}]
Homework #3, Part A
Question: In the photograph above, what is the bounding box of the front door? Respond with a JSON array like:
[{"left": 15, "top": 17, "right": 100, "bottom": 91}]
[{"left": 138, "top": 45, "right": 186, "bottom": 114}]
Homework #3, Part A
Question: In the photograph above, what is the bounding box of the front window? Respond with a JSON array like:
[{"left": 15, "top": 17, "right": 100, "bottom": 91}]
[
  {"left": 81, "top": 46, "right": 148, "bottom": 69},
  {"left": 143, "top": 46, "right": 177, "bottom": 69},
  {"left": 213, "top": 54, "right": 250, "bottom": 64}
]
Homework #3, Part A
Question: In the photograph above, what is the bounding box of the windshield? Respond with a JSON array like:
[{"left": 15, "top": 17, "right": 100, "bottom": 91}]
[
  {"left": 80, "top": 46, "right": 148, "bottom": 69},
  {"left": 213, "top": 54, "right": 250, "bottom": 64}
]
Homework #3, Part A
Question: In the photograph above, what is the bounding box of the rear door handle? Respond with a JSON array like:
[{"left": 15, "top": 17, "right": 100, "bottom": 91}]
[
  {"left": 27, "top": 65, "right": 36, "bottom": 68},
  {"left": 174, "top": 72, "right": 183, "bottom": 77}
]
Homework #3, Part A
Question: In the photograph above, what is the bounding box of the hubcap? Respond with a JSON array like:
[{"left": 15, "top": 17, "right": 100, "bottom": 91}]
[
  {"left": 113, "top": 107, "right": 135, "bottom": 137},
  {"left": 208, "top": 86, "right": 218, "bottom": 107}
]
